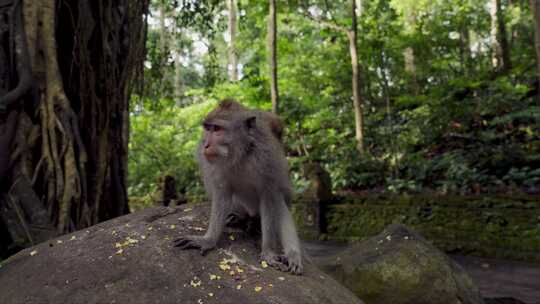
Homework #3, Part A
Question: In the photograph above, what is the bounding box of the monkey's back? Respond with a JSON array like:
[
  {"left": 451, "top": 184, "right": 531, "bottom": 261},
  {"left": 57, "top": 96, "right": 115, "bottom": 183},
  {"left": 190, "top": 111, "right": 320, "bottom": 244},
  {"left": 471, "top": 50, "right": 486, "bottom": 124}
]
[{"left": 232, "top": 135, "right": 291, "bottom": 196}]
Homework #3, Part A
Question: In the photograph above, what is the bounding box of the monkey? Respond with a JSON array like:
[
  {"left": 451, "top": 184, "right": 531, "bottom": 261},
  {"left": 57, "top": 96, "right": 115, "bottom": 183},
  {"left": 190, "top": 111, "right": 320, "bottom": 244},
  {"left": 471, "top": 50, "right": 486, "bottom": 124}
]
[
  {"left": 174, "top": 99, "right": 303, "bottom": 274},
  {"left": 202, "top": 99, "right": 286, "bottom": 231}
]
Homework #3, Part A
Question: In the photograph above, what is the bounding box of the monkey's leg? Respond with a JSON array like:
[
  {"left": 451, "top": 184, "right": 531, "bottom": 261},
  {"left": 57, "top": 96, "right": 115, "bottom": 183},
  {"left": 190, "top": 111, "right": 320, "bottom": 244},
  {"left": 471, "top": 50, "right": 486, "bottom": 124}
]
[
  {"left": 259, "top": 194, "right": 290, "bottom": 272},
  {"left": 174, "top": 195, "right": 232, "bottom": 255},
  {"left": 278, "top": 202, "right": 303, "bottom": 275}
]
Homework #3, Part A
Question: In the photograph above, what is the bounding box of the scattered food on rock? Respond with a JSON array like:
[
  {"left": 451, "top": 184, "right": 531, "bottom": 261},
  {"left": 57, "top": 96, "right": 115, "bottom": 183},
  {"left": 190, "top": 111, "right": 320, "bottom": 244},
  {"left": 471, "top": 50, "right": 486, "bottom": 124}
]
[{"left": 0, "top": 205, "right": 363, "bottom": 304}]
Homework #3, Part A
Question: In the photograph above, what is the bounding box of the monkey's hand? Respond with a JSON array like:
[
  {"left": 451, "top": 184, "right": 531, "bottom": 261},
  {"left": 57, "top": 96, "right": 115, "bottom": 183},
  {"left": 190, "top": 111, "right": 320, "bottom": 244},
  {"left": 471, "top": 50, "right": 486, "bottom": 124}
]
[{"left": 173, "top": 235, "right": 216, "bottom": 256}]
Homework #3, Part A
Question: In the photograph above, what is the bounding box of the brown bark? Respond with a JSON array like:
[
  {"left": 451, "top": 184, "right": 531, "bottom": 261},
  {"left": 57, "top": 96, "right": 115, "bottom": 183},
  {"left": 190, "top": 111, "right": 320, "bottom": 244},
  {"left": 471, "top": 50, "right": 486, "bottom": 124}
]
[
  {"left": 174, "top": 31, "right": 183, "bottom": 101},
  {"left": 0, "top": 0, "right": 32, "bottom": 111},
  {"left": 490, "top": 0, "right": 511, "bottom": 72},
  {"left": 268, "top": 0, "right": 279, "bottom": 114},
  {"left": 401, "top": 4, "right": 419, "bottom": 93},
  {"left": 0, "top": 112, "right": 17, "bottom": 185},
  {"left": 531, "top": 0, "right": 540, "bottom": 105},
  {"left": 497, "top": 0, "right": 511, "bottom": 72},
  {"left": 349, "top": 0, "right": 364, "bottom": 154},
  {"left": 1, "top": 0, "right": 148, "bottom": 249},
  {"left": 228, "top": 0, "right": 239, "bottom": 82}
]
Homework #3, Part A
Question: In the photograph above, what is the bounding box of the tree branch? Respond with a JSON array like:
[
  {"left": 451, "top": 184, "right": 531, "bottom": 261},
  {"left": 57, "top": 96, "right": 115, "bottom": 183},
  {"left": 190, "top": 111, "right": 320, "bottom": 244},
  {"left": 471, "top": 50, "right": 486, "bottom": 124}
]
[{"left": 0, "top": 0, "right": 34, "bottom": 111}]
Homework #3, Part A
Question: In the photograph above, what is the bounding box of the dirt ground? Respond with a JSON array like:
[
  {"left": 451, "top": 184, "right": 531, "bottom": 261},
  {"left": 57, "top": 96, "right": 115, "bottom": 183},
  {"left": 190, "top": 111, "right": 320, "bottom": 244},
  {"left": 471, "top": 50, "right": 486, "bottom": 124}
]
[
  {"left": 303, "top": 241, "right": 540, "bottom": 304},
  {"left": 451, "top": 255, "right": 540, "bottom": 304}
]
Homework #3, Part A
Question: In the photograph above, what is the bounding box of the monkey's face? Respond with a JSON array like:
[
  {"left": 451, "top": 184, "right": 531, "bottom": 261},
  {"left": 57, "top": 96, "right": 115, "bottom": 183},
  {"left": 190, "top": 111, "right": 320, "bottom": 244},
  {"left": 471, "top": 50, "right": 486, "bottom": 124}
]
[
  {"left": 202, "top": 120, "right": 231, "bottom": 162},
  {"left": 201, "top": 114, "right": 256, "bottom": 164}
]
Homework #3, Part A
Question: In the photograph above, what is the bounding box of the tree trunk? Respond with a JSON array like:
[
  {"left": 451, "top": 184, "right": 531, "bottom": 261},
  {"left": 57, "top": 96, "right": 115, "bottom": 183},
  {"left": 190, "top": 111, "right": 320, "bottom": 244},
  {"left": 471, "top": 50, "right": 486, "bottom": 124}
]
[
  {"left": 173, "top": 31, "right": 183, "bottom": 103},
  {"left": 403, "top": 47, "right": 417, "bottom": 79},
  {"left": 532, "top": 0, "right": 540, "bottom": 105},
  {"left": 490, "top": 0, "right": 501, "bottom": 68},
  {"left": 490, "top": 0, "right": 511, "bottom": 72},
  {"left": 508, "top": 0, "right": 519, "bottom": 45},
  {"left": 0, "top": 0, "right": 148, "bottom": 255},
  {"left": 158, "top": 0, "right": 172, "bottom": 98},
  {"left": 348, "top": 0, "right": 365, "bottom": 154},
  {"left": 459, "top": 27, "right": 471, "bottom": 75},
  {"left": 402, "top": 6, "right": 418, "bottom": 94},
  {"left": 228, "top": 0, "right": 239, "bottom": 82},
  {"left": 497, "top": 0, "right": 511, "bottom": 72},
  {"left": 268, "top": 0, "right": 279, "bottom": 114},
  {"left": 159, "top": 0, "right": 168, "bottom": 53}
]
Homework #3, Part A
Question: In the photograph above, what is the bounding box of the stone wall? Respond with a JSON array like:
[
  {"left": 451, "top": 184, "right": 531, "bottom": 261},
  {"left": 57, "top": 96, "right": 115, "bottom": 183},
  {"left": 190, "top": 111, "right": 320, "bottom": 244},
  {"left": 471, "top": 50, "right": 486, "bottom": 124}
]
[{"left": 294, "top": 195, "right": 540, "bottom": 262}]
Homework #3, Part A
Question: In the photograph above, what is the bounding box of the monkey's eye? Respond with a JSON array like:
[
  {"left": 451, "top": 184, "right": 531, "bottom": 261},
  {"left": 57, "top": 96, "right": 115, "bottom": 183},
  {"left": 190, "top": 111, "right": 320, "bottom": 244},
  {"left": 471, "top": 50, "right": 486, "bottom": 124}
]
[
  {"left": 203, "top": 123, "right": 213, "bottom": 131},
  {"left": 213, "top": 125, "right": 223, "bottom": 132},
  {"left": 203, "top": 123, "right": 224, "bottom": 133}
]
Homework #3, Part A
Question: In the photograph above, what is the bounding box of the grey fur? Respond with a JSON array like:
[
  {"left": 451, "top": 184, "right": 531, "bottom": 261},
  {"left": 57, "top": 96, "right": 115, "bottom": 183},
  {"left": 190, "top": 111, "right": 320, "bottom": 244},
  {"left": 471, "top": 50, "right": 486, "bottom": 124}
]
[{"left": 174, "top": 107, "right": 303, "bottom": 274}]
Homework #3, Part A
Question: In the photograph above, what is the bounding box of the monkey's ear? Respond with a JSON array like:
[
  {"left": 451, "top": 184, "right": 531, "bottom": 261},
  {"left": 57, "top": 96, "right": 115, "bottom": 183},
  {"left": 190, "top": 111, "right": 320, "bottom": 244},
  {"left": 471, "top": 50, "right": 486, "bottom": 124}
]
[
  {"left": 220, "top": 99, "right": 234, "bottom": 109},
  {"left": 245, "top": 116, "right": 256, "bottom": 130}
]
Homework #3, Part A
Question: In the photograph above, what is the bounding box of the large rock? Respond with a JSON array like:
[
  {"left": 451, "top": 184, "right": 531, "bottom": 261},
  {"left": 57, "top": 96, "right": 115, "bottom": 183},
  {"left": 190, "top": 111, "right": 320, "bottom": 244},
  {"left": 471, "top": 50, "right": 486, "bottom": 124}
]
[
  {"left": 0, "top": 205, "right": 363, "bottom": 304},
  {"left": 316, "top": 224, "right": 485, "bottom": 304}
]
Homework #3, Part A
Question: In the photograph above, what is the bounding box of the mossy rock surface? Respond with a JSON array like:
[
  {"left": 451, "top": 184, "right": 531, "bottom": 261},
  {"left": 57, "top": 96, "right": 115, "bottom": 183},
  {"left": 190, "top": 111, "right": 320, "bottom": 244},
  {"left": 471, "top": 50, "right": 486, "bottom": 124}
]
[
  {"left": 0, "top": 205, "right": 363, "bottom": 304},
  {"left": 324, "top": 195, "right": 540, "bottom": 261},
  {"left": 318, "top": 224, "right": 485, "bottom": 304}
]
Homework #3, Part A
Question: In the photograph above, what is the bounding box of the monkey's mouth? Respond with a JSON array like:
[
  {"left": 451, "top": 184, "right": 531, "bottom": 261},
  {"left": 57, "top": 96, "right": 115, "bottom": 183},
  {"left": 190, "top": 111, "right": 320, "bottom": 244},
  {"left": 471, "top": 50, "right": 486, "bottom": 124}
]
[
  {"left": 204, "top": 152, "right": 219, "bottom": 162},
  {"left": 204, "top": 152, "right": 229, "bottom": 163}
]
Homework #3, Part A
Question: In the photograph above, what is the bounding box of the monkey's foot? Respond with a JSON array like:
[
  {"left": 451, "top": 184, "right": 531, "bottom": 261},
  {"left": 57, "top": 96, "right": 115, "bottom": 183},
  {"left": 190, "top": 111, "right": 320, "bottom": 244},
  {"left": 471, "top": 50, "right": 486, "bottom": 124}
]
[
  {"left": 284, "top": 250, "right": 303, "bottom": 275},
  {"left": 173, "top": 235, "right": 215, "bottom": 256},
  {"left": 260, "top": 251, "right": 291, "bottom": 273}
]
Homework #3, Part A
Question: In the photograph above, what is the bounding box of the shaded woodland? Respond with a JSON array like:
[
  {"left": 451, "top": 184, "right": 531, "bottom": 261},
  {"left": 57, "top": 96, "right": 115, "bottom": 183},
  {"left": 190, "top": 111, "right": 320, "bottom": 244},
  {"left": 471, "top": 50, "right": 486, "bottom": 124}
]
[
  {"left": 130, "top": 0, "right": 540, "bottom": 207},
  {"left": 0, "top": 0, "right": 539, "bottom": 263},
  {"left": 0, "top": 2, "right": 539, "bottom": 304}
]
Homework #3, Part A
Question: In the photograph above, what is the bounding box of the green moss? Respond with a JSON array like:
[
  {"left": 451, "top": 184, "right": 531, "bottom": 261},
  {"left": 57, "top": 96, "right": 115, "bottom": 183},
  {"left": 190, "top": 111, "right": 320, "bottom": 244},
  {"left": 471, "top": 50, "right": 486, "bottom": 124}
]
[{"left": 323, "top": 194, "right": 540, "bottom": 262}]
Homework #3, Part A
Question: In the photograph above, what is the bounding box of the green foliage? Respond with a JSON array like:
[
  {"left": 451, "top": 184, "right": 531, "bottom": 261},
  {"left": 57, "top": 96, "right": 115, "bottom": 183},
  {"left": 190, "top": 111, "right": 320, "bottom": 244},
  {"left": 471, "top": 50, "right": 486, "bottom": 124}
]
[
  {"left": 503, "top": 167, "right": 540, "bottom": 188},
  {"left": 129, "top": 0, "right": 540, "bottom": 202},
  {"left": 128, "top": 99, "right": 217, "bottom": 198}
]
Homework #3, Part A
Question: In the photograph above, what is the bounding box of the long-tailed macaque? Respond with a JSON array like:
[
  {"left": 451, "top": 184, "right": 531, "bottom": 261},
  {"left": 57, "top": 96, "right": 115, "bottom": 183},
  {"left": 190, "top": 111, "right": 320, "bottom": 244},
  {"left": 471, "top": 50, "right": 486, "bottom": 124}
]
[{"left": 174, "top": 99, "right": 302, "bottom": 274}]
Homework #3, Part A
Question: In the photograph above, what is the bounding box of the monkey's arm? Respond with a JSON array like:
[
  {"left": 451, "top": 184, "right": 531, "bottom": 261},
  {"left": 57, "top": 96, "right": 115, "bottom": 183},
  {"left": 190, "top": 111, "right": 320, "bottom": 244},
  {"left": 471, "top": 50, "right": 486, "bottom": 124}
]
[
  {"left": 173, "top": 194, "right": 232, "bottom": 255},
  {"left": 278, "top": 201, "right": 303, "bottom": 274},
  {"left": 204, "top": 194, "right": 232, "bottom": 243},
  {"left": 259, "top": 192, "right": 303, "bottom": 274}
]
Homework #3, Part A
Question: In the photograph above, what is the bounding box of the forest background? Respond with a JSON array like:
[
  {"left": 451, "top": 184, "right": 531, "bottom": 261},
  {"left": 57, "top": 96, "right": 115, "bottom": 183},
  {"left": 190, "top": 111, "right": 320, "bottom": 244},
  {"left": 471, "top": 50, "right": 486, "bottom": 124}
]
[{"left": 129, "top": 0, "right": 540, "bottom": 209}]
